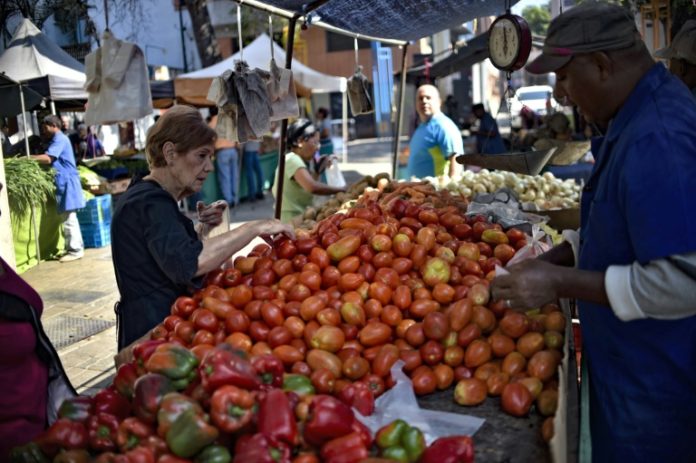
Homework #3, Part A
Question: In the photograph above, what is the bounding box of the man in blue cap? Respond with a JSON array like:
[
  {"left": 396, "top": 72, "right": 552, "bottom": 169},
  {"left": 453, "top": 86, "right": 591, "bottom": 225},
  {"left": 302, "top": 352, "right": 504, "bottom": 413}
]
[{"left": 490, "top": 2, "right": 696, "bottom": 461}]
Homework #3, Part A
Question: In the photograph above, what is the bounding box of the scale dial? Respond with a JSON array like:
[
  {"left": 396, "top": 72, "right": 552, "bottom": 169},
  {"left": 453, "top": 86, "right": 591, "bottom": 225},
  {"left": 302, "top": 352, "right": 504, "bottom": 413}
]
[{"left": 488, "top": 14, "right": 532, "bottom": 71}]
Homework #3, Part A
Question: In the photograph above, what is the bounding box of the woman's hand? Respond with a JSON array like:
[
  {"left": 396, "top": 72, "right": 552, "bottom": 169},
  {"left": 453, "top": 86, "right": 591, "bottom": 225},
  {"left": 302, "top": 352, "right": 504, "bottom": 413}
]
[
  {"left": 197, "top": 200, "right": 227, "bottom": 227},
  {"left": 253, "top": 219, "right": 295, "bottom": 244},
  {"left": 490, "top": 259, "right": 561, "bottom": 310}
]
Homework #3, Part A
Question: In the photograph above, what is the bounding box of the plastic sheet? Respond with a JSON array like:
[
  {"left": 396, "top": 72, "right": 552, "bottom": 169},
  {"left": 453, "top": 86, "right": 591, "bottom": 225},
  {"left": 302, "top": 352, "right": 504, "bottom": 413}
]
[
  {"left": 355, "top": 361, "right": 485, "bottom": 444},
  {"left": 467, "top": 188, "right": 547, "bottom": 232}
]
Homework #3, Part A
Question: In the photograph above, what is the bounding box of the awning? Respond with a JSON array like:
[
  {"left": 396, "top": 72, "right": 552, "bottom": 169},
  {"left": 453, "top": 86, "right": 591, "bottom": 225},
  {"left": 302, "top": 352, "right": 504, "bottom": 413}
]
[
  {"left": 0, "top": 73, "right": 44, "bottom": 117},
  {"left": 405, "top": 32, "right": 490, "bottom": 82},
  {"left": 241, "top": 0, "right": 519, "bottom": 43}
]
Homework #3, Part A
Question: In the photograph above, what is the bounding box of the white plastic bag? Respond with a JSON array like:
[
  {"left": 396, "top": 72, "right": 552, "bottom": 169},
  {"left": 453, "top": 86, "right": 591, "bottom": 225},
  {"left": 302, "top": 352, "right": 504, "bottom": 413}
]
[
  {"left": 506, "top": 224, "right": 553, "bottom": 266},
  {"left": 355, "top": 361, "right": 485, "bottom": 444},
  {"left": 325, "top": 160, "right": 346, "bottom": 188}
]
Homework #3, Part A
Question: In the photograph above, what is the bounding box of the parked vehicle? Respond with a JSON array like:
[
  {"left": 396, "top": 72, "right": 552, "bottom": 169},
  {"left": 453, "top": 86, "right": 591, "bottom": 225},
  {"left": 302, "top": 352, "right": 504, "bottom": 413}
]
[{"left": 509, "top": 85, "right": 557, "bottom": 129}]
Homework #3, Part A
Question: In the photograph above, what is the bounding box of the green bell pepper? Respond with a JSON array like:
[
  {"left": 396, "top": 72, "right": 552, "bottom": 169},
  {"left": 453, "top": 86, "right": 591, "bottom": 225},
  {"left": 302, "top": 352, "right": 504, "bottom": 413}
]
[
  {"left": 145, "top": 343, "right": 199, "bottom": 390},
  {"left": 382, "top": 446, "right": 409, "bottom": 463},
  {"left": 8, "top": 442, "right": 50, "bottom": 463},
  {"left": 401, "top": 426, "right": 426, "bottom": 463},
  {"left": 375, "top": 419, "right": 408, "bottom": 449},
  {"left": 282, "top": 374, "right": 315, "bottom": 397},
  {"left": 166, "top": 409, "right": 218, "bottom": 458},
  {"left": 195, "top": 445, "right": 232, "bottom": 463}
]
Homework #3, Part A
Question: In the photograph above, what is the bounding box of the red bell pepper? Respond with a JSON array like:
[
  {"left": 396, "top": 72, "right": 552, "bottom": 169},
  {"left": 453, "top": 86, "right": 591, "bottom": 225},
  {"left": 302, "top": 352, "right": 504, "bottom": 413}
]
[
  {"left": 94, "top": 386, "right": 132, "bottom": 420},
  {"left": 320, "top": 432, "right": 369, "bottom": 463},
  {"left": 35, "top": 419, "right": 89, "bottom": 457},
  {"left": 57, "top": 396, "right": 94, "bottom": 424},
  {"left": 132, "top": 373, "right": 176, "bottom": 424},
  {"left": 210, "top": 385, "right": 256, "bottom": 433},
  {"left": 252, "top": 354, "right": 284, "bottom": 390},
  {"left": 337, "top": 382, "right": 375, "bottom": 416},
  {"left": 156, "top": 392, "right": 204, "bottom": 438},
  {"left": 87, "top": 412, "right": 120, "bottom": 452},
  {"left": 303, "top": 395, "right": 355, "bottom": 447},
  {"left": 116, "top": 417, "right": 153, "bottom": 452},
  {"left": 156, "top": 455, "right": 191, "bottom": 463},
  {"left": 113, "top": 362, "right": 139, "bottom": 400},
  {"left": 258, "top": 389, "right": 298, "bottom": 446},
  {"left": 141, "top": 435, "right": 168, "bottom": 459},
  {"left": 233, "top": 433, "right": 291, "bottom": 463},
  {"left": 52, "top": 449, "right": 92, "bottom": 463},
  {"left": 419, "top": 436, "right": 474, "bottom": 463},
  {"left": 133, "top": 339, "right": 167, "bottom": 375},
  {"left": 350, "top": 418, "right": 373, "bottom": 448},
  {"left": 122, "top": 446, "right": 156, "bottom": 463},
  {"left": 199, "top": 345, "right": 261, "bottom": 392}
]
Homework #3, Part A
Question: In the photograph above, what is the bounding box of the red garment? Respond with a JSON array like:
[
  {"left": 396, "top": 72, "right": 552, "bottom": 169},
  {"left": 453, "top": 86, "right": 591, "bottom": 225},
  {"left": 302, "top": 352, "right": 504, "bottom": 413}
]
[{"left": 0, "top": 258, "right": 48, "bottom": 459}]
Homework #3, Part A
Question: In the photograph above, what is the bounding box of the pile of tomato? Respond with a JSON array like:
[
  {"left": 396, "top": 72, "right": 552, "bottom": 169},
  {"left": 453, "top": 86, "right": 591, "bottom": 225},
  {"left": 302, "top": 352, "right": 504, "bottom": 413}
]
[{"left": 152, "top": 198, "right": 563, "bottom": 442}]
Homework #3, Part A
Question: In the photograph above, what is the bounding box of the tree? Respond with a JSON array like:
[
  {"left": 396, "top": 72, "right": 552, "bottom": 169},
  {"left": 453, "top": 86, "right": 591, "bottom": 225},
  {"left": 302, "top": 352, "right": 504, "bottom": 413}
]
[{"left": 522, "top": 4, "right": 551, "bottom": 37}]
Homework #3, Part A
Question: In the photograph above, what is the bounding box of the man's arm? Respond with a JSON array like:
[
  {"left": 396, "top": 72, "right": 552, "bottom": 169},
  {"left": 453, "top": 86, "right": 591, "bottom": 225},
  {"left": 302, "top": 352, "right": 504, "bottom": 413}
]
[
  {"left": 606, "top": 252, "right": 696, "bottom": 321},
  {"left": 30, "top": 154, "right": 53, "bottom": 165}
]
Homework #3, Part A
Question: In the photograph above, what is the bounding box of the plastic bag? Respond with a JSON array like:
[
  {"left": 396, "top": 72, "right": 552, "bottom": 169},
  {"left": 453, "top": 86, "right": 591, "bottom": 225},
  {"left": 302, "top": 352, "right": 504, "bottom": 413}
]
[
  {"left": 467, "top": 188, "right": 547, "bottom": 232},
  {"left": 355, "top": 361, "right": 485, "bottom": 444},
  {"left": 506, "top": 224, "right": 553, "bottom": 266},
  {"left": 325, "top": 160, "right": 346, "bottom": 188}
]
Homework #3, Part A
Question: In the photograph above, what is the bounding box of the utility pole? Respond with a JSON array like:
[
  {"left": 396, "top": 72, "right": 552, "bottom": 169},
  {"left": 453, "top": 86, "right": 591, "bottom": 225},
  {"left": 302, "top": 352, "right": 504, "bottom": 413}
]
[{"left": 178, "top": 1, "right": 189, "bottom": 72}]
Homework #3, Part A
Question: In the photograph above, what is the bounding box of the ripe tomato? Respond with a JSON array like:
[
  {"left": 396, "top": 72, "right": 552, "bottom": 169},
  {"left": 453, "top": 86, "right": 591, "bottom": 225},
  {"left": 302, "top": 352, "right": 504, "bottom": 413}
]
[{"left": 501, "top": 383, "right": 533, "bottom": 417}]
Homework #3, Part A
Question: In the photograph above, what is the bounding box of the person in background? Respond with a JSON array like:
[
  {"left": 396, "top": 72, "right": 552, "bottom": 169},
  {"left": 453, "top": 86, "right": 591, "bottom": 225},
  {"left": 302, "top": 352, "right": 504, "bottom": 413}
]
[
  {"left": 272, "top": 118, "right": 346, "bottom": 223},
  {"left": 471, "top": 103, "right": 507, "bottom": 154},
  {"left": 490, "top": 3, "right": 696, "bottom": 461},
  {"left": 77, "top": 124, "right": 105, "bottom": 160},
  {"left": 31, "top": 115, "right": 85, "bottom": 263},
  {"left": 655, "top": 19, "right": 696, "bottom": 97},
  {"left": 315, "top": 107, "right": 334, "bottom": 156},
  {"left": 208, "top": 107, "right": 239, "bottom": 209},
  {"left": 0, "top": 181, "right": 75, "bottom": 460},
  {"left": 241, "top": 139, "right": 265, "bottom": 202},
  {"left": 111, "top": 106, "right": 293, "bottom": 350},
  {"left": 407, "top": 85, "right": 463, "bottom": 178}
]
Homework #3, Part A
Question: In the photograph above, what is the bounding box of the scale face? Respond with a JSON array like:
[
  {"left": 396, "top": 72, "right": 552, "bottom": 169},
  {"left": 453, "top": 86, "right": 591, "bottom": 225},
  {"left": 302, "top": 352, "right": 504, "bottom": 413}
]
[{"left": 488, "top": 14, "right": 532, "bottom": 71}]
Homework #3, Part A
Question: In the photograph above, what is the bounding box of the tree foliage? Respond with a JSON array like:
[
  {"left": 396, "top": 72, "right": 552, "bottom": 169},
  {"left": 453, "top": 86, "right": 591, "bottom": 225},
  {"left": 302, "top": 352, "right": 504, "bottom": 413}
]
[{"left": 522, "top": 4, "right": 551, "bottom": 37}]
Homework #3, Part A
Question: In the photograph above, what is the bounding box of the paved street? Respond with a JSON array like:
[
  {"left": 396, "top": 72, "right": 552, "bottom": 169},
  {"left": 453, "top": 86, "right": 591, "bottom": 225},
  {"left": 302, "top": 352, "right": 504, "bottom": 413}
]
[{"left": 21, "top": 138, "right": 401, "bottom": 395}]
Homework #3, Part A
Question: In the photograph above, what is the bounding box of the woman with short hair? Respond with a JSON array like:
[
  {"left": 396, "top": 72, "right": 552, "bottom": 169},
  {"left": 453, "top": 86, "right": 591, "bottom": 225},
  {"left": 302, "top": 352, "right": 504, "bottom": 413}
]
[{"left": 111, "top": 106, "right": 293, "bottom": 349}]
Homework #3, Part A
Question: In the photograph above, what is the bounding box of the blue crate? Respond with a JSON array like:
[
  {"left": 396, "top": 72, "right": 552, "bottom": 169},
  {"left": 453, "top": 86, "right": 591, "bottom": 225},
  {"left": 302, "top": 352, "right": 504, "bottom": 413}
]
[
  {"left": 92, "top": 166, "right": 129, "bottom": 180},
  {"left": 77, "top": 195, "right": 112, "bottom": 224},
  {"left": 80, "top": 221, "right": 111, "bottom": 248}
]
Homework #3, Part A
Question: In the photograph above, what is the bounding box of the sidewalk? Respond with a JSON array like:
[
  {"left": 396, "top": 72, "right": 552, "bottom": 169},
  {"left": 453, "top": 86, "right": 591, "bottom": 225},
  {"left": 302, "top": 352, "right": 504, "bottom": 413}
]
[{"left": 21, "top": 139, "right": 395, "bottom": 395}]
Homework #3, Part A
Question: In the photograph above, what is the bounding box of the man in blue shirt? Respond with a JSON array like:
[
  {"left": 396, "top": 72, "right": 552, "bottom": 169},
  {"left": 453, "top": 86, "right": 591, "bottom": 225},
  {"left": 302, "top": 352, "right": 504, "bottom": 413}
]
[
  {"left": 471, "top": 103, "right": 506, "bottom": 154},
  {"left": 406, "top": 85, "right": 463, "bottom": 178},
  {"left": 32, "top": 115, "right": 85, "bottom": 262},
  {"left": 490, "top": 3, "right": 696, "bottom": 461}
]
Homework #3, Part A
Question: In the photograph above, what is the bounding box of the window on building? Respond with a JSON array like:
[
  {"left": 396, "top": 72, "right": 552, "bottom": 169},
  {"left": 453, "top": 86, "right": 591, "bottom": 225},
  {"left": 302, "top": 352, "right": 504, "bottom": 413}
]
[{"left": 326, "top": 31, "right": 371, "bottom": 52}]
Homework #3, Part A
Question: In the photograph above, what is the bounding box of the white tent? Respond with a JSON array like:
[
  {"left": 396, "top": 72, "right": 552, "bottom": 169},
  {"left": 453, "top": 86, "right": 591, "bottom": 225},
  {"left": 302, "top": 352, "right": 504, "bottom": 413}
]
[
  {"left": 174, "top": 33, "right": 346, "bottom": 106},
  {"left": 0, "top": 19, "right": 87, "bottom": 101}
]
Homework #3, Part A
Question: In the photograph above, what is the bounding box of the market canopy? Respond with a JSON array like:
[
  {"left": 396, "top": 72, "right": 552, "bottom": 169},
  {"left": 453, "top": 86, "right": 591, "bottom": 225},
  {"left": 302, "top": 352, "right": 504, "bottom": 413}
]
[
  {"left": 0, "top": 73, "right": 44, "bottom": 117},
  {"left": 0, "top": 18, "right": 88, "bottom": 101},
  {"left": 405, "top": 33, "right": 490, "bottom": 82},
  {"left": 242, "top": 0, "right": 519, "bottom": 42},
  {"left": 175, "top": 33, "right": 345, "bottom": 106}
]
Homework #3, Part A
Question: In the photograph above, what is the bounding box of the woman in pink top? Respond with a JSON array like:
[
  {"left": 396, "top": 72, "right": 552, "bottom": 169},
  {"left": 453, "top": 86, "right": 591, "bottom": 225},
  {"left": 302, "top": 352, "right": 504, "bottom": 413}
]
[{"left": 0, "top": 181, "right": 75, "bottom": 459}]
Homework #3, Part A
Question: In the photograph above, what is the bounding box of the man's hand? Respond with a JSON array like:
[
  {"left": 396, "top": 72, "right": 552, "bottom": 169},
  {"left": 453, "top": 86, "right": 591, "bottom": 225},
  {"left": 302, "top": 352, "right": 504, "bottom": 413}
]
[
  {"left": 490, "top": 259, "right": 561, "bottom": 310},
  {"left": 197, "top": 200, "right": 227, "bottom": 228}
]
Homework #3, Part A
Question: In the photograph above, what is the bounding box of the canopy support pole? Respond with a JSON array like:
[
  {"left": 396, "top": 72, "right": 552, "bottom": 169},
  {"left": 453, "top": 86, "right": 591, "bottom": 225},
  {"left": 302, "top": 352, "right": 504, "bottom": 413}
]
[
  {"left": 273, "top": 15, "right": 298, "bottom": 220},
  {"left": 342, "top": 89, "right": 348, "bottom": 164},
  {"left": 392, "top": 43, "right": 409, "bottom": 180},
  {"left": 19, "top": 84, "right": 42, "bottom": 263}
]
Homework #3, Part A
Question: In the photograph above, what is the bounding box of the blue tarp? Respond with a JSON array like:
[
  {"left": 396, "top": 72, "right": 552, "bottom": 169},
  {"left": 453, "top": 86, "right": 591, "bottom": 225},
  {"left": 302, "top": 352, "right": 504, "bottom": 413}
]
[{"left": 260, "top": 0, "right": 518, "bottom": 42}]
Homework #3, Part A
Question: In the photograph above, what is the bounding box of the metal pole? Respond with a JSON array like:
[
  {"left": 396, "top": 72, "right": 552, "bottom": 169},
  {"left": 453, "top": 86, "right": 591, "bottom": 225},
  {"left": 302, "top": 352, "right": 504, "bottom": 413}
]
[
  {"left": 179, "top": 2, "right": 189, "bottom": 72},
  {"left": 392, "top": 43, "right": 409, "bottom": 180},
  {"left": 274, "top": 16, "right": 298, "bottom": 220},
  {"left": 50, "top": 100, "right": 57, "bottom": 115},
  {"left": 342, "top": 88, "right": 348, "bottom": 164},
  {"left": 19, "top": 84, "right": 41, "bottom": 263}
]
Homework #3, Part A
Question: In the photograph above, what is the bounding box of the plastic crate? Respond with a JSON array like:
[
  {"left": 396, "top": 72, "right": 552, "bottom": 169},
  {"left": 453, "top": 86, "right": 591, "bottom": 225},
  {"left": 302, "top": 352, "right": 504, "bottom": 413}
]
[
  {"left": 80, "top": 221, "right": 111, "bottom": 248},
  {"left": 77, "top": 195, "right": 112, "bottom": 224}
]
